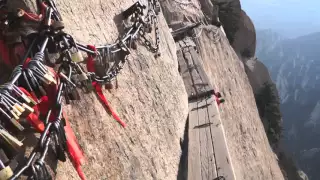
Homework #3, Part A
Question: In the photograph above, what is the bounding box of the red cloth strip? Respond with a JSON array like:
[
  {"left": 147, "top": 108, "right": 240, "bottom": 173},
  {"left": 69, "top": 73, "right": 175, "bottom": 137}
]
[
  {"left": 46, "top": 67, "right": 86, "bottom": 179},
  {"left": 22, "top": 67, "right": 86, "bottom": 179},
  {"left": 0, "top": 40, "right": 11, "bottom": 67},
  {"left": 86, "top": 45, "right": 126, "bottom": 127},
  {"left": 18, "top": 87, "right": 45, "bottom": 132},
  {"left": 92, "top": 81, "right": 126, "bottom": 127},
  {"left": 63, "top": 111, "right": 86, "bottom": 180},
  {"left": 23, "top": 11, "right": 42, "bottom": 22}
]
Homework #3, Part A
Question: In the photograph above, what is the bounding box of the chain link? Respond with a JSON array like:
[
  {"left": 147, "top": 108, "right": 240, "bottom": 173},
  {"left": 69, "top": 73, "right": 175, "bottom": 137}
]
[
  {"left": 92, "top": 0, "right": 161, "bottom": 83},
  {"left": 9, "top": 69, "right": 68, "bottom": 180}
]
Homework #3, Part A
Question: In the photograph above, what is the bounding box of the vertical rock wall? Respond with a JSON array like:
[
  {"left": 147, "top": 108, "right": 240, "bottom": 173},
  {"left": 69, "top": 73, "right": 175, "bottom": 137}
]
[{"left": 7, "top": 0, "right": 189, "bottom": 179}]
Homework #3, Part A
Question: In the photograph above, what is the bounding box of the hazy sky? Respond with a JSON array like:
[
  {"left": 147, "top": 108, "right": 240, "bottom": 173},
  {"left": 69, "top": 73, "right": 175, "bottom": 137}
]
[{"left": 241, "top": 0, "right": 320, "bottom": 38}]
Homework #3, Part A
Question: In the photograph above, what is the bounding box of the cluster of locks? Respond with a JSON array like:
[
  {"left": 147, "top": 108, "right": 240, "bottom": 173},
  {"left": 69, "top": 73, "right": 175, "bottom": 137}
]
[{"left": 0, "top": 0, "right": 161, "bottom": 179}]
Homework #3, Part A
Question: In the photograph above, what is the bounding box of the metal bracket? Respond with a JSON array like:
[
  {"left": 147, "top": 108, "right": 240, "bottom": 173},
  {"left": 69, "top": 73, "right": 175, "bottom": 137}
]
[
  {"left": 122, "top": 1, "right": 146, "bottom": 19},
  {"left": 171, "top": 22, "right": 201, "bottom": 40},
  {"left": 188, "top": 89, "right": 215, "bottom": 101}
]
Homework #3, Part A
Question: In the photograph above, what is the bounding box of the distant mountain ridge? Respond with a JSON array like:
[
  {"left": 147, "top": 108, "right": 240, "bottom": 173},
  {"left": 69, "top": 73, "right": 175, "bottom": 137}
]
[
  {"left": 256, "top": 29, "right": 320, "bottom": 180},
  {"left": 256, "top": 29, "right": 284, "bottom": 58}
]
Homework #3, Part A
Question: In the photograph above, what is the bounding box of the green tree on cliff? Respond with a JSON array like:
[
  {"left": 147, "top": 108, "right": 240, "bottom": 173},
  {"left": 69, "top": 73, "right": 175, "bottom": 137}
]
[{"left": 255, "top": 82, "right": 282, "bottom": 144}]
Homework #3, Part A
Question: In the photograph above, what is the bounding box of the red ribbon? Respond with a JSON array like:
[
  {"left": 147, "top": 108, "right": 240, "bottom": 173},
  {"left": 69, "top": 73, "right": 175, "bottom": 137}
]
[
  {"left": 20, "top": 65, "right": 86, "bottom": 180},
  {"left": 18, "top": 87, "right": 45, "bottom": 132},
  {"left": 47, "top": 67, "right": 86, "bottom": 180},
  {"left": 92, "top": 81, "right": 126, "bottom": 127},
  {"left": 86, "top": 45, "right": 126, "bottom": 128}
]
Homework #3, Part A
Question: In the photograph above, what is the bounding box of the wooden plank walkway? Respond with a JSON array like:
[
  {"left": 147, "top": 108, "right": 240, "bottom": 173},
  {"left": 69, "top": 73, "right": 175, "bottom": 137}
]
[{"left": 177, "top": 37, "right": 236, "bottom": 180}]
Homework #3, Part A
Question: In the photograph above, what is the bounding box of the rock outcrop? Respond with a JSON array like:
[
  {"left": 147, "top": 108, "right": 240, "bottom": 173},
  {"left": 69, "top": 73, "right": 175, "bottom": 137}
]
[
  {"left": 213, "top": 0, "right": 242, "bottom": 44},
  {"left": 243, "top": 57, "right": 273, "bottom": 92},
  {"left": 232, "top": 10, "right": 256, "bottom": 59},
  {"left": 224, "top": 3, "right": 283, "bottom": 149},
  {"left": 48, "top": 1, "right": 189, "bottom": 179}
]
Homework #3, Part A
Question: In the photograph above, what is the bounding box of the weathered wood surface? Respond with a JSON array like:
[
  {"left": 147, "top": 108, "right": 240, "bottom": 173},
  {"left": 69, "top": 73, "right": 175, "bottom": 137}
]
[
  {"left": 188, "top": 102, "right": 201, "bottom": 180},
  {"left": 177, "top": 37, "right": 236, "bottom": 180}
]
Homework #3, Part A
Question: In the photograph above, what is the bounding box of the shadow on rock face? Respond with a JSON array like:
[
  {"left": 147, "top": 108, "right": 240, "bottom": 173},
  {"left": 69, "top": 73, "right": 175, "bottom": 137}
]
[
  {"left": 215, "top": 0, "right": 241, "bottom": 44},
  {"left": 231, "top": 10, "right": 256, "bottom": 60},
  {"left": 211, "top": 1, "right": 256, "bottom": 60}
]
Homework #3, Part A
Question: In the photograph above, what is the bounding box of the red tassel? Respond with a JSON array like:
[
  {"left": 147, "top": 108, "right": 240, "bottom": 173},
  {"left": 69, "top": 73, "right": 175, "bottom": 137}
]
[
  {"left": 63, "top": 111, "right": 86, "bottom": 180},
  {"left": 86, "top": 45, "right": 126, "bottom": 127},
  {"left": 86, "top": 45, "right": 96, "bottom": 73},
  {"left": 21, "top": 67, "right": 86, "bottom": 179},
  {"left": 22, "top": 57, "right": 32, "bottom": 69},
  {"left": 48, "top": 69, "right": 86, "bottom": 179},
  {"left": 92, "top": 82, "right": 126, "bottom": 127},
  {"left": 27, "top": 113, "right": 45, "bottom": 132},
  {"left": 18, "top": 87, "right": 45, "bottom": 132}
]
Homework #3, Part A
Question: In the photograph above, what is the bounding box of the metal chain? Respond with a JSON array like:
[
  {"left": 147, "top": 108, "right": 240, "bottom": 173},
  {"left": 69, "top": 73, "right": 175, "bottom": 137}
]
[
  {"left": 139, "top": 0, "right": 160, "bottom": 53},
  {"left": 8, "top": 58, "right": 69, "bottom": 180},
  {"left": 92, "top": 0, "right": 161, "bottom": 83}
]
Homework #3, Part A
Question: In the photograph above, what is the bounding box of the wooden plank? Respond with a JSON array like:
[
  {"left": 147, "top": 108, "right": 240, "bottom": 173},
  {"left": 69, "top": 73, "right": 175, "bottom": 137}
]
[
  {"left": 183, "top": 48, "right": 203, "bottom": 96},
  {"left": 179, "top": 36, "right": 236, "bottom": 180},
  {"left": 197, "top": 98, "right": 218, "bottom": 180},
  {"left": 176, "top": 42, "right": 195, "bottom": 96},
  {"left": 184, "top": 43, "right": 212, "bottom": 97},
  {"left": 184, "top": 37, "right": 196, "bottom": 48},
  {"left": 179, "top": 40, "right": 207, "bottom": 97},
  {"left": 188, "top": 102, "right": 201, "bottom": 180},
  {"left": 189, "top": 48, "right": 213, "bottom": 91},
  {"left": 207, "top": 98, "right": 236, "bottom": 180},
  {"left": 185, "top": 47, "right": 211, "bottom": 96}
]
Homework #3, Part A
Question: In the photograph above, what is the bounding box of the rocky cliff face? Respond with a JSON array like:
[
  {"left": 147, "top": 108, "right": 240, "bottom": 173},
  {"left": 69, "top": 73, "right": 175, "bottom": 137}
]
[
  {"left": 161, "top": 0, "right": 283, "bottom": 179},
  {"left": 196, "top": 28, "right": 283, "bottom": 180},
  {"left": 219, "top": 5, "right": 307, "bottom": 180},
  {"left": 231, "top": 10, "right": 256, "bottom": 59},
  {"left": 2, "top": 0, "right": 286, "bottom": 179},
  {"left": 226, "top": 6, "right": 282, "bottom": 149},
  {"left": 50, "top": 1, "right": 189, "bottom": 179}
]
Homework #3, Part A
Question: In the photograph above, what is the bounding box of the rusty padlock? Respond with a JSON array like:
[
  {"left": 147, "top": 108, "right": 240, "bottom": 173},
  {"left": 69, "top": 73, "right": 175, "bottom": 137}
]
[
  {"left": 71, "top": 51, "right": 84, "bottom": 63},
  {"left": 0, "top": 166, "right": 13, "bottom": 180},
  {"left": 70, "top": 40, "right": 84, "bottom": 62}
]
